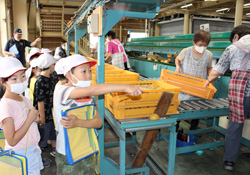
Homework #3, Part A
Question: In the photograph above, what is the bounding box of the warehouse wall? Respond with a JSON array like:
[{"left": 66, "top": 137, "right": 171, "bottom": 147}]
[
  {"left": 159, "top": 18, "right": 184, "bottom": 36},
  {"left": 159, "top": 16, "right": 250, "bottom": 36}
]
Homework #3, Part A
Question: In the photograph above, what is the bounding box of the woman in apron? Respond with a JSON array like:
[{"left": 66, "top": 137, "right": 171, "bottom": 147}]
[
  {"left": 205, "top": 25, "right": 250, "bottom": 171},
  {"left": 105, "top": 31, "right": 130, "bottom": 70},
  {"left": 175, "top": 30, "right": 213, "bottom": 130}
]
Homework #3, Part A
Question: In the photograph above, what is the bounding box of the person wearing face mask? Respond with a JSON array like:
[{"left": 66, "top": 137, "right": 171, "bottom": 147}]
[
  {"left": 0, "top": 57, "right": 43, "bottom": 174},
  {"left": 33, "top": 53, "right": 57, "bottom": 158},
  {"left": 204, "top": 25, "right": 250, "bottom": 171},
  {"left": 105, "top": 30, "right": 130, "bottom": 69},
  {"left": 53, "top": 54, "right": 144, "bottom": 174},
  {"left": 175, "top": 30, "right": 213, "bottom": 131},
  {"left": 3, "top": 28, "right": 42, "bottom": 66},
  {"left": 54, "top": 41, "right": 67, "bottom": 60}
]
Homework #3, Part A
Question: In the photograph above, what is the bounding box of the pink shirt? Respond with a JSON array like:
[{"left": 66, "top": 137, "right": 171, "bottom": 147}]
[
  {"left": 0, "top": 96, "right": 40, "bottom": 151},
  {"left": 107, "top": 39, "right": 127, "bottom": 62}
]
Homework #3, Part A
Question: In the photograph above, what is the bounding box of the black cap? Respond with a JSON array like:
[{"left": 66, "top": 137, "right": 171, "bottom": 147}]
[{"left": 13, "top": 28, "right": 22, "bottom": 34}]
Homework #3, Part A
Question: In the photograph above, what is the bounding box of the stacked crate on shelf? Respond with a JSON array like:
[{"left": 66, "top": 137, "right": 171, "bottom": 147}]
[
  {"left": 105, "top": 81, "right": 180, "bottom": 120},
  {"left": 160, "top": 69, "right": 217, "bottom": 100},
  {"left": 92, "top": 70, "right": 140, "bottom": 84}
]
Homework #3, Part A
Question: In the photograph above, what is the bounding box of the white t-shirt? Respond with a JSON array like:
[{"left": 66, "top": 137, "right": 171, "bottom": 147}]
[{"left": 53, "top": 84, "right": 92, "bottom": 155}]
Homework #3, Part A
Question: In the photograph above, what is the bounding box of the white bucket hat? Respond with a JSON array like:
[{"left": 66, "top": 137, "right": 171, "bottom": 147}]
[
  {"left": 41, "top": 48, "right": 53, "bottom": 54},
  {"left": 26, "top": 48, "right": 42, "bottom": 63},
  {"left": 63, "top": 54, "right": 96, "bottom": 75},
  {"left": 0, "top": 57, "right": 26, "bottom": 78},
  {"left": 36, "top": 53, "right": 56, "bottom": 69},
  {"left": 55, "top": 58, "right": 66, "bottom": 75}
]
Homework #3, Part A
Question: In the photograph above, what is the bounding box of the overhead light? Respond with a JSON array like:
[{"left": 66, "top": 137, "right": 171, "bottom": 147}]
[
  {"left": 204, "top": 0, "right": 218, "bottom": 1},
  {"left": 216, "top": 8, "right": 230, "bottom": 12},
  {"left": 244, "top": 3, "right": 250, "bottom": 6},
  {"left": 181, "top": 3, "right": 193, "bottom": 8},
  {"left": 246, "top": 13, "right": 250, "bottom": 15}
]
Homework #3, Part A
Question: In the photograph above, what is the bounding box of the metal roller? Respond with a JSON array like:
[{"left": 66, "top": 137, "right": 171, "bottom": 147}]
[
  {"left": 178, "top": 106, "right": 185, "bottom": 111},
  {"left": 183, "top": 101, "right": 201, "bottom": 110},
  {"left": 179, "top": 103, "right": 193, "bottom": 110},
  {"left": 212, "top": 99, "right": 229, "bottom": 107},
  {"left": 198, "top": 100, "right": 217, "bottom": 109},
  {"left": 205, "top": 100, "right": 224, "bottom": 108},
  {"left": 190, "top": 101, "right": 208, "bottom": 109},
  {"left": 219, "top": 98, "right": 229, "bottom": 103}
]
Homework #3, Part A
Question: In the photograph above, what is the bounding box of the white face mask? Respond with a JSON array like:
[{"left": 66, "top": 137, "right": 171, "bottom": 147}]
[
  {"left": 70, "top": 71, "right": 91, "bottom": 88},
  {"left": 36, "top": 72, "right": 41, "bottom": 76},
  {"left": 62, "top": 45, "right": 65, "bottom": 50},
  {"left": 195, "top": 45, "right": 206, "bottom": 54},
  {"left": 10, "top": 81, "right": 28, "bottom": 95}
]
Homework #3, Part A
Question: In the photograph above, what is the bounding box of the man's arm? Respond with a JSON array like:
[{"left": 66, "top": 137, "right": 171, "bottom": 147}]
[{"left": 30, "top": 38, "right": 42, "bottom": 47}]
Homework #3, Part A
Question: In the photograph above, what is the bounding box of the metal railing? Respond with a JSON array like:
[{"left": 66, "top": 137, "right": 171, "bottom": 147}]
[{"left": 41, "top": 19, "right": 91, "bottom": 55}]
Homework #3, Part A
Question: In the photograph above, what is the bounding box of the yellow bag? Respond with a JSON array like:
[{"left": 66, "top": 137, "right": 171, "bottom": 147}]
[
  {"left": 61, "top": 104, "right": 99, "bottom": 165},
  {"left": 0, "top": 149, "right": 28, "bottom": 175},
  {"left": 0, "top": 129, "right": 5, "bottom": 150}
]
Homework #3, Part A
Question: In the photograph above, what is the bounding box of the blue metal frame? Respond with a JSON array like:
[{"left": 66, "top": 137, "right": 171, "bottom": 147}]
[{"left": 105, "top": 108, "right": 177, "bottom": 175}]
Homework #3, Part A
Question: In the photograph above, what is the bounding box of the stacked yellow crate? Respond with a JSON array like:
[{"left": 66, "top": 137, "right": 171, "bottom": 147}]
[{"left": 105, "top": 81, "right": 180, "bottom": 120}]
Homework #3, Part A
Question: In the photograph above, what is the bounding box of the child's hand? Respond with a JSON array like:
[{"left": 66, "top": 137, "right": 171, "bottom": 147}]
[
  {"left": 28, "top": 108, "right": 39, "bottom": 122},
  {"left": 124, "top": 84, "right": 144, "bottom": 96},
  {"left": 61, "top": 115, "right": 79, "bottom": 129}
]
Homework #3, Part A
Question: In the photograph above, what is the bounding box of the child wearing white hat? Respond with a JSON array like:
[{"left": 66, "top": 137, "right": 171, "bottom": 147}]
[
  {"left": 0, "top": 57, "right": 43, "bottom": 174},
  {"left": 33, "top": 53, "right": 57, "bottom": 157},
  {"left": 53, "top": 58, "right": 67, "bottom": 132},
  {"left": 54, "top": 54, "right": 143, "bottom": 174}
]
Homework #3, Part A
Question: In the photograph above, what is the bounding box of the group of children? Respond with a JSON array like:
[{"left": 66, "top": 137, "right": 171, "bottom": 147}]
[{"left": 0, "top": 48, "right": 143, "bottom": 175}]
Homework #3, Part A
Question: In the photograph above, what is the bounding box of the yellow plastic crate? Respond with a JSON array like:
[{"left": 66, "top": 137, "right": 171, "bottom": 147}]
[
  {"left": 92, "top": 70, "right": 139, "bottom": 84},
  {"left": 105, "top": 81, "right": 180, "bottom": 119},
  {"left": 106, "top": 80, "right": 180, "bottom": 102},
  {"left": 160, "top": 69, "right": 217, "bottom": 100},
  {"left": 106, "top": 98, "right": 180, "bottom": 120}
]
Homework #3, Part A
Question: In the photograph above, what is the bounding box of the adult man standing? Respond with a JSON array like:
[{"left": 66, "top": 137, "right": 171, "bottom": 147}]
[
  {"left": 3, "top": 28, "right": 41, "bottom": 66},
  {"left": 54, "top": 41, "right": 67, "bottom": 60}
]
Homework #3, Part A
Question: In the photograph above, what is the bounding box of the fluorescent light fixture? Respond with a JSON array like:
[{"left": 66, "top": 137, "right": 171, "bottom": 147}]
[
  {"left": 246, "top": 13, "right": 250, "bottom": 15},
  {"left": 244, "top": 3, "right": 250, "bottom": 6},
  {"left": 181, "top": 3, "right": 193, "bottom": 8},
  {"left": 216, "top": 8, "right": 230, "bottom": 12}
]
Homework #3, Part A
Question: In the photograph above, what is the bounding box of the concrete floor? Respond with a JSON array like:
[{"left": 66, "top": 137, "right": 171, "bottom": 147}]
[{"left": 41, "top": 121, "right": 250, "bottom": 175}]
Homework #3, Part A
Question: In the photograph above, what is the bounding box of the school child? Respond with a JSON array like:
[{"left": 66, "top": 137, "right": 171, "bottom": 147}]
[
  {"left": 0, "top": 57, "right": 43, "bottom": 175},
  {"left": 33, "top": 53, "right": 57, "bottom": 157},
  {"left": 25, "top": 48, "right": 42, "bottom": 101},
  {"left": 53, "top": 58, "right": 67, "bottom": 132},
  {"left": 54, "top": 54, "right": 143, "bottom": 174}
]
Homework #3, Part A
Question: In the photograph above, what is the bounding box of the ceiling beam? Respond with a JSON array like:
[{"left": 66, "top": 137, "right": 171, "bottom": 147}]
[
  {"left": 160, "top": 0, "right": 194, "bottom": 12},
  {"left": 157, "top": 9, "right": 250, "bottom": 20},
  {"left": 39, "top": 0, "right": 83, "bottom": 7},
  {"left": 195, "top": 0, "right": 233, "bottom": 9}
]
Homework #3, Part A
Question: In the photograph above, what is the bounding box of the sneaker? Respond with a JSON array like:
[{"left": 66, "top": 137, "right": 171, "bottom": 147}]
[
  {"left": 224, "top": 161, "right": 234, "bottom": 171},
  {"left": 50, "top": 147, "right": 56, "bottom": 157},
  {"left": 42, "top": 158, "right": 51, "bottom": 168}
]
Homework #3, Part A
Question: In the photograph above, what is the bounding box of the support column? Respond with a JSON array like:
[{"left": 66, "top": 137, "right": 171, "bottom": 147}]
[
  {"left": 154, "top": 23, "right": 160, "bottom": 36},
  {"left": 36, "top": 9, "right": 42, "bottom": 48},
  {"left": 234, "top": 0, "right": 244, "bottom": 27},
  {"left": 74, "top": 24, "right": 87, "bottom": 54},
  {"left": 61, "top": 4, "right": 65, "bottom": 36},
  {"left": 0, "top": 0, "right": 8, "bottom": 55},
  {"left": 183, "top": 12, "right": 189, "bottom": 35},
  {"left": 119, "top": 24, "right": 122, "bottom": 41},
  {"left": 13, "top": 0, "right": 28, "bottom": 40}
]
